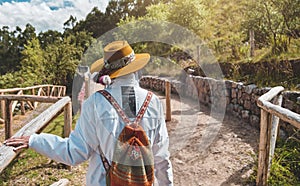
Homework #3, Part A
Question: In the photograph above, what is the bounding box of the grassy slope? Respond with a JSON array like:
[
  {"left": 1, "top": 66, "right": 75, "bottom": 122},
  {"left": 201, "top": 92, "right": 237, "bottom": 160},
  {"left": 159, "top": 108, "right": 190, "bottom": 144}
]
[{"left": 0, "top": 114, "right": 88, "bottom": 186}]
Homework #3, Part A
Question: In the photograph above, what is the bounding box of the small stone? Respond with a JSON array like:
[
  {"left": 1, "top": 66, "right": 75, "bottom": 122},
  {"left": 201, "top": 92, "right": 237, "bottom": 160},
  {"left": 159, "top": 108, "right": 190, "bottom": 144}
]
[
  {"left": 250, "top": 115, "right": 260, "bottom": 127},
  {"left": 242, "top": 93, "right": 251, "bottom": 101},
  {"left": 244, "top": 100, "right": 252, "bottom": 110},
  {"left": 210, "top": 168, "right": 218, "bottom": 175},
  {"left": 233, "top": 104, "right": 239, "bottom": 112},
  {"left": 242, "top": 110, "right": 250, "bottom": 119},
  {"left": 238, "top": 106, "right": 244, "bottom": 113},
  {"left": 225, "top": 80, "right": 233, "bottom": 89},
  {"left": 231, "top": 89, "right": 237, "bottom": 98},
  {"left": 174, "top": 158, "right": 185, "bottom": 165},
  {"left": 237, "top": 82, "right": 244, "bottom": 89},
  {"left": 232, "top": 98, "right": 238, "bottom": 104},
  {"left": 245, "top": 84, "right": 257, "bottom": 94},
  {"left": 232, "top": 82, "right": 238, "bottom": 88},
  {"left": 238, "top": 89, "right": 242, "bottom": 99}
]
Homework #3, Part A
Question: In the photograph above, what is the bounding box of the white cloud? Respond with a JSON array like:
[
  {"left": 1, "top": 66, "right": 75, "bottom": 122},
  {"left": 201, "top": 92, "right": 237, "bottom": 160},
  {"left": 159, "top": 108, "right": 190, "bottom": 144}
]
[{"left": 0, "top": 0, "right": 109, "bottom": 33}]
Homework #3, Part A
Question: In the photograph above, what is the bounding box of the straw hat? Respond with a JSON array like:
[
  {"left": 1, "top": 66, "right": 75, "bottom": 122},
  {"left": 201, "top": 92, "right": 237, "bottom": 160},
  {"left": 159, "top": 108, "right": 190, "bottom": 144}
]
[{"left": 90, "top": 41, "right": 150, "bottom": 80}]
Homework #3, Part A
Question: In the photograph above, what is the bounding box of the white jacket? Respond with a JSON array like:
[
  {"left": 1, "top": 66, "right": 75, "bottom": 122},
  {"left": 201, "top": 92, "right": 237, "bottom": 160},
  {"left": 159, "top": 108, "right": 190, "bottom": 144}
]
[{"left": 29, "top": 73, "right": 174, "bottom": 186}]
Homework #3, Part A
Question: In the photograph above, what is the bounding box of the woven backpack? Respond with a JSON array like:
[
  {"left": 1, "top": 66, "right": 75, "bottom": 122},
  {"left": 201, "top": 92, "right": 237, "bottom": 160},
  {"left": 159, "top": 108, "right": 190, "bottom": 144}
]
[{"left": 98, "top": 90, "right": 154, "bottom": 186}]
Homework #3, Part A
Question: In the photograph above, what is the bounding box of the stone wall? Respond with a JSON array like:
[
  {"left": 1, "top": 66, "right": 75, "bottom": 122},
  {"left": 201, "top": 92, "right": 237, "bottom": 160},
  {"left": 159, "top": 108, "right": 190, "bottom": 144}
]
[
  {"left": 140, "top": 75, "right": 300, "bottom": 135},
  {"left": 186, "top": 59, "right": 300, "bottom": 90}
]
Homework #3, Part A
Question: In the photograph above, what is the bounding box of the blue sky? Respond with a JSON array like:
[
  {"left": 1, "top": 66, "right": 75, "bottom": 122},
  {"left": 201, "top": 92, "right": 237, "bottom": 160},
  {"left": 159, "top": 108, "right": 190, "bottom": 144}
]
[{"left": 0, "top": 0, "right": 109, "bottom": 32}]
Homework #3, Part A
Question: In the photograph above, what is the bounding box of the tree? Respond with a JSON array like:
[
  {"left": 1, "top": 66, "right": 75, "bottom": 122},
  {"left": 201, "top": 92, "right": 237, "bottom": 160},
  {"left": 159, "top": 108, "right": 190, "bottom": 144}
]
[
  {"left": 43, "top": 37, "right": 82, "bottom": 87},
  {"left": 270, "top": 0, "right": 300, "bottom": 39},
  {"left": 18, "top": 24, "right": 37, "bottom": 45},
  {"left": 0, "top": 24, "right": 38, "bottom": 75},
  {"left": 243, "top": 0, "right": 300, "bottom": 54},
  {"left": 144, "top": 2, "right": 170, "bottom": 21},
  {"left": 0, "top": 72, "right": 16, "bottom": 88},
  {"left": 80, "top": 38, "right": 103, "bottom": 67},
  {"left": 38, "top": 30, "right": 63, "bottom": 49},
  {"left": 0, "top": 38, "right": 44, "bottom": 88},
  {"left": 73, "top": 7, "right": 106, "bottom": 38},
  {"left": 0, "top": 26, "right": 21, "bottom": 74},
  {"left": 168, "top": 0, "right": 208, "bottom": 36},
  {"left": 72, "top": 0, "right": 164, "bottom": 38},
  {"left": 64, "top": 15, "right": 77, "bottom": 30},
  {"left": 18, "top": 38, "right": 45, "bottom": 87}
]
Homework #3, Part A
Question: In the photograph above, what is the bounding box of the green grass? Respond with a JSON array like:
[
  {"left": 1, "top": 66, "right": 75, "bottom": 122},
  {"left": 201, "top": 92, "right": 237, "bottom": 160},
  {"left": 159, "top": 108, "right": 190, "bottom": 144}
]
[
  {"left": 214, "top": 38, "right": 300, "bottom": 89},
  {"left": 0, "top": 113, "right": 88, "bottom": 186},
  {"left": 247, "top": 134, "right": 300, "bottom": 185},
  {"left": 268, "top": 135, "right": 300, "bottom": 186}
]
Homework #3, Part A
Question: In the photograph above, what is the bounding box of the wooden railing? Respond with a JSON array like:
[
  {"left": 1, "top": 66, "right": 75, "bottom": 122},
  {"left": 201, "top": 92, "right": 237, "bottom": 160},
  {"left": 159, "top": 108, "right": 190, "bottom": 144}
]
[
  {"left": 256, "top": 86, "right": 300, "bottom": 186},
  {"left": 0, "top": 96, "right": 72, "bottom": 173},
  {"left": 0, "top": 85, "right": 66, "bottom": 125}
]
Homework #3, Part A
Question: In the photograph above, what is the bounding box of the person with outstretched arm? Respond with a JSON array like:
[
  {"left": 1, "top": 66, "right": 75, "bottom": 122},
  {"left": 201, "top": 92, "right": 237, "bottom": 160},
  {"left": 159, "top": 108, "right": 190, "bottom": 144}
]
[{"left": 5, "top": 40, "right": 173, "bottom": 186}]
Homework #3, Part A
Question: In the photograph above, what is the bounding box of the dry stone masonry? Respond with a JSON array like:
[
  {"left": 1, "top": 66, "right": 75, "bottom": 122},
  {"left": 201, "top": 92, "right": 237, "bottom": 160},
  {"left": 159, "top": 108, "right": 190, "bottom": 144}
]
[{"left": 140, "top": 75, "right": 300, "bottom": 136}]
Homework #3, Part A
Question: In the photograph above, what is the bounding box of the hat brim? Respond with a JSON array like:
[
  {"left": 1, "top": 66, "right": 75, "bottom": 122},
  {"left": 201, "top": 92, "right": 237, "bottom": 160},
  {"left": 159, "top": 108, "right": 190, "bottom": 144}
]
[{"left": 90, "top": 53, "right": 150, "bottom": 79}]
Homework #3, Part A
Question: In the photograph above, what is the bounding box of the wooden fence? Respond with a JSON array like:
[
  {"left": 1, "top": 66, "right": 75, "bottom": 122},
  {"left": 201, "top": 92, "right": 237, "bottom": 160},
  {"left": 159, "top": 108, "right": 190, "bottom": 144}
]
[
  {"left": 0, "top": 85, "right": 66, "bottom": 124},
  {"left": 256, "top": 86, "right": 300, "bottom": 186},
  {"left": 0, "top": 85, "right": 66, "bottom": 137},
  {"left": 0, "top": 96, "right": 72, "bottom": 173}
]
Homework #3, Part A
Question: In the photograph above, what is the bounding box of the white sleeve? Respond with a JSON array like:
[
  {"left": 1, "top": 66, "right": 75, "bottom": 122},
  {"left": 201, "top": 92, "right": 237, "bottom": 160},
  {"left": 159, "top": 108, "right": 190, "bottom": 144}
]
[
  {"left": 29, "top": 125, "right": 92, "bottom": 166},
  {"left": 29, "top": 97, "right": 99, "bottom": 166},
  {"left": 152, "top": 102, "right": 174, "bottom": 186}
]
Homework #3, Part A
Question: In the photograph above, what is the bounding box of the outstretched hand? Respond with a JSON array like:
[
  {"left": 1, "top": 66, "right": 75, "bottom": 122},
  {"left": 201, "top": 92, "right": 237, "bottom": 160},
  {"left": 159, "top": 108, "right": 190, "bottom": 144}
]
[{"left": 4, "top": 136, "right": 30, "bottom": 152}]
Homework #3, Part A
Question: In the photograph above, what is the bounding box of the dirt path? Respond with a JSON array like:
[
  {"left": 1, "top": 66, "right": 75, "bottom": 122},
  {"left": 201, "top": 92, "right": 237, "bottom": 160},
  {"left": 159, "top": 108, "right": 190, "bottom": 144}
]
[{"left": 159, "top": 93, "right": 259, "bottom": 186}]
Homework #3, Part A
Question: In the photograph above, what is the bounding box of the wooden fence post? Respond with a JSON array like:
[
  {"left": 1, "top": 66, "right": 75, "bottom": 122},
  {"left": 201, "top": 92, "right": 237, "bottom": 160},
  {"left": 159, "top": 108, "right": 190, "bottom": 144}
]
[
  {"left": 58, "top": 87, "right": 61, "bottom": 97},
  {"left": 64, "top": 101, "right": 72, "bottom": 138},
  {"left": 62, "top": 86, "right": 66, "bottom": 97},
  {"left": 32, "top": 88, "right": 36, "bottom": 108},
  {"left": 47, "top": 85, "right": 50, "bottom": 96},
  {"left": 20, "top": 101, "right": 25, "bottom": 115},
  {"left": 84, "top": 74, "right": 90, "bottom": 99},
  {"left": 5, "top": 100, "right": 13, "bottom": 140},
  {"left": 0, "top": 92, "right": 5, "bottom": 123},
  {"left": 50, "top": 86, "right": 55, "bottom": 97},
  {"left": 268, "top": 95, "right": 283, "bottom": 173},
  {"left": 165, "top": 81, "right": 171, "bottom": 122},
  {"left": 12, "top": 90, "right": 22, "bottom": 112},
  {"left": 256, "top": 86, "right": 300, "bottom": 185},
  {"left": 64, "top": 101, "right": 72, "bottom": 170},
  {"left": 250, "top": 30, "right": 255, "bottom": 57},
  {"left": 256, "top": 109, "right": 272, "bottom": 186}
]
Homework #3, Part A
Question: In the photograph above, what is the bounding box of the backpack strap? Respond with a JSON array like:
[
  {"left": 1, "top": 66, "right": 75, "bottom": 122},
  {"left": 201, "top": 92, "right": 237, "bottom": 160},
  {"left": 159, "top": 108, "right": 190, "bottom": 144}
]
[
  {"left": 98, "top": 90, "right": 153, "bottom": 126},
  {"left": 98, "top": 146, "right": 110, "bottom": 172},
  {"left": 133, "top": 91, "right": 153, "bottom": 125},
  {"left": 98, "top": 90, "right": 131, "bottom": 125},
  {"left": 97, "top": 90, "right": 153, "bottom": 172}
]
